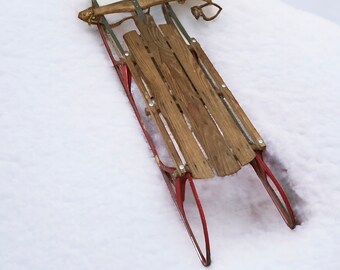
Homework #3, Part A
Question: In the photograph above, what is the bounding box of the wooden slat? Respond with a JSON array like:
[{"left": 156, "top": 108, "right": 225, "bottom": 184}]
[
  {"left": 160, "top": 24, "right": 256, "bottom": 165},
  {"left": 190, "top": 40, "right": 266, "bottom": 151},
  {"left": 124, "top": 54, "right": 184, "bottom": 171},
  {"left": 124, "top": 30, "right": 214, "bottom": 179},
  {"left": 134, "top": 15, "right": 241, "bottom": 176}
]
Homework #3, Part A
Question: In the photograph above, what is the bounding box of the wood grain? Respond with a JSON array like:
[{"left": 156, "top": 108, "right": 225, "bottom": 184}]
[
  {"left": 124, "top": 54, "right": 184, "bottom": 172},
  {"left": 190, "top": 40, "right": 266, "bottom": 151},
  {"left": 124, "top": 30, "right": 214, "bottom": 178},
  {"left": 160, "top": 24, "right": 255, "bottom": 165},
  {"left": 134, "top": 15, "right": 241, "bottom": 176}
]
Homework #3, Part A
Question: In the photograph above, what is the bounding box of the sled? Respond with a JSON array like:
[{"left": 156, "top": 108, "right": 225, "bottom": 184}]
[{"left": 78, "top": 0, "right": 296, "bottom": 266}]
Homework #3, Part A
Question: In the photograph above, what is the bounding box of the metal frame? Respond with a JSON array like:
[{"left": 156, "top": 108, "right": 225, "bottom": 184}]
[{"left": 89, "top": 0, "right": 296, "bottom": 266}]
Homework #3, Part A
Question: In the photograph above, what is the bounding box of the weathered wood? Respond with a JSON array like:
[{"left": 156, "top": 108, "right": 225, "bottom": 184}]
[
  {"left": 94, "top": 0, "right": 178, "bottom": 16},
  {"left": 124, "top": 30, "right": 214, "bottom": 178},
  {"left": 135, "top": 15, "right": 241, "bottom": 176},
  {"left": 160, "top": 24, "right": 256, "bottom": 165},
  {"left": 190, "top": 40, "right": 266, "bottom": 151},
  {"left": 78, "top": 0, "right": 182, "bottom": 24},
  {"left": 124, "top": 54, "right": 184, "bottom": 172}
]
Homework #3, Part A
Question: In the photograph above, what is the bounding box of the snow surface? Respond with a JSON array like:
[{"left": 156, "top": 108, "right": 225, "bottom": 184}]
[
  {"left": 282, "top": 0, "right": 340, "bottom": 26},
  {"left": 1, "top": 0, "right": 340, "bottom": 269}
]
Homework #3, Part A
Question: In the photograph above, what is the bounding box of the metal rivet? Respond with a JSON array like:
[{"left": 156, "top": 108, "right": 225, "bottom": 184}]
[
  {"left": 258, "top": 139, "right": 264, "bottom": 144},
  {"left": 221, "top": 84, "right": 227, "bottom": 88},
  {"left": 179, "top": 165, "right": 185, "bottom": 170},
  {"left": 192, "top": 38, "right": 197, "bottom": 43},
  {"left": 149, "top": 100, "right": 155, "bottom": 107},
  {"left": 124, "top": 52, "right": 129, "bottom": 57}
]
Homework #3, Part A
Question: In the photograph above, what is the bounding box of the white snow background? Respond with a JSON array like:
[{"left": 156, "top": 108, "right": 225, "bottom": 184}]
[{"left": 1, "top": 0, "right": 340, "bottom": 269}]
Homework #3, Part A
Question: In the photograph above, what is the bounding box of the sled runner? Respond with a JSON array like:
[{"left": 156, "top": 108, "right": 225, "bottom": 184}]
[{"left": 78, "top": 0, "right": 296, "bottom": 266}]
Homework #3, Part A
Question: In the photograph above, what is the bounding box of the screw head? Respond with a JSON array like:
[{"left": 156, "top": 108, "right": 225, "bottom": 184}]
[
  {"left": 179, "top": 164, "right": 185, "bottom": 170},
  {"left": 221, "top": 84, "right": 227, "bottom": 88},
  {"left": 149, "top": 100, "right": 155, "bottom": 107},
  {"left": 192, "top": 38, "right": 197, "bottom": 43},
  {"left": 258, "top": 139, "right": 264, "bottom": 144},
  {"left": 124, "top": 52, "right": 130, "bottom": 57}
]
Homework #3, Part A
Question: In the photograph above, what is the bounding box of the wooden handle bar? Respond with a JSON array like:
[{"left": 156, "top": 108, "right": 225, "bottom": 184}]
[
  {"left": 79, "top": 0, "right": 183, "bottom": 24},
  {"left": 93, "top": 0, "right": 180, "bottom": 16},
  {"left": 78, "top": 0, "right": 219, "bottom": 25}
]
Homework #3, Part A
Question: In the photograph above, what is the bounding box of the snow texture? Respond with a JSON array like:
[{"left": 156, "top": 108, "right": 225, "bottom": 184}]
[{"left": 1, "top": 0, "right": 340, "bottom": 269}]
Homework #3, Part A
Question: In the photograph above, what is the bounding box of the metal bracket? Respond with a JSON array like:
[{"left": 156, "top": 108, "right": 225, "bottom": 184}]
[
  {"left": 191, "top": 2, "right": 223, "bottom": 21},
  {"left": 131, "top": 0, "right": 147, "bottom": 21},
  {"left": 164, "top": 3, "right": 191, "bottom": 42},
  {"left": 92, "top": 0, "right": 125, "bottom": 57}
]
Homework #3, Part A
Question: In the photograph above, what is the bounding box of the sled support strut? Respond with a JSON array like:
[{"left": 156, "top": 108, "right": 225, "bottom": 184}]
[
  {"left": 251, "top": 153, "right": 296, "bottom": 228},
  {"left": 175, "top": 174, "right": 211, "bottom": 266}
]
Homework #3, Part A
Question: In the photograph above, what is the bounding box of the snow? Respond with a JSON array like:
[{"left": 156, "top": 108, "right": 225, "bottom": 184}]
[
  {"left": 1, "top": 0, "right": 340, "bottom": 269},
  {"left": 281, "top": 0, "right": 340, "bottom": 26}
]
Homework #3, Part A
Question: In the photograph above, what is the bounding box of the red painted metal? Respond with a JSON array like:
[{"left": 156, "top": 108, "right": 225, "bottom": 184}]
[
  {"left": 98, "top": 25, "right": 157, "bottom": 159},
  {"left": 164, "top": 173, "right": 211, "bottom": 266},
  {"left": 251, "top": 153, "right": 296, "bottom": 229},
  {"left": 177, "top": 174, "right": 211, "bottom": 266}
]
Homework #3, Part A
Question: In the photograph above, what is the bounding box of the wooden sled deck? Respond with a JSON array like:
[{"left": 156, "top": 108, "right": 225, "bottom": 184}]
[
  {"left": 124, "top": 15, "right": 265, "bottom": 178},
  {"left": 78, "top": 0, "right": 296, "bottom": 266}
]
